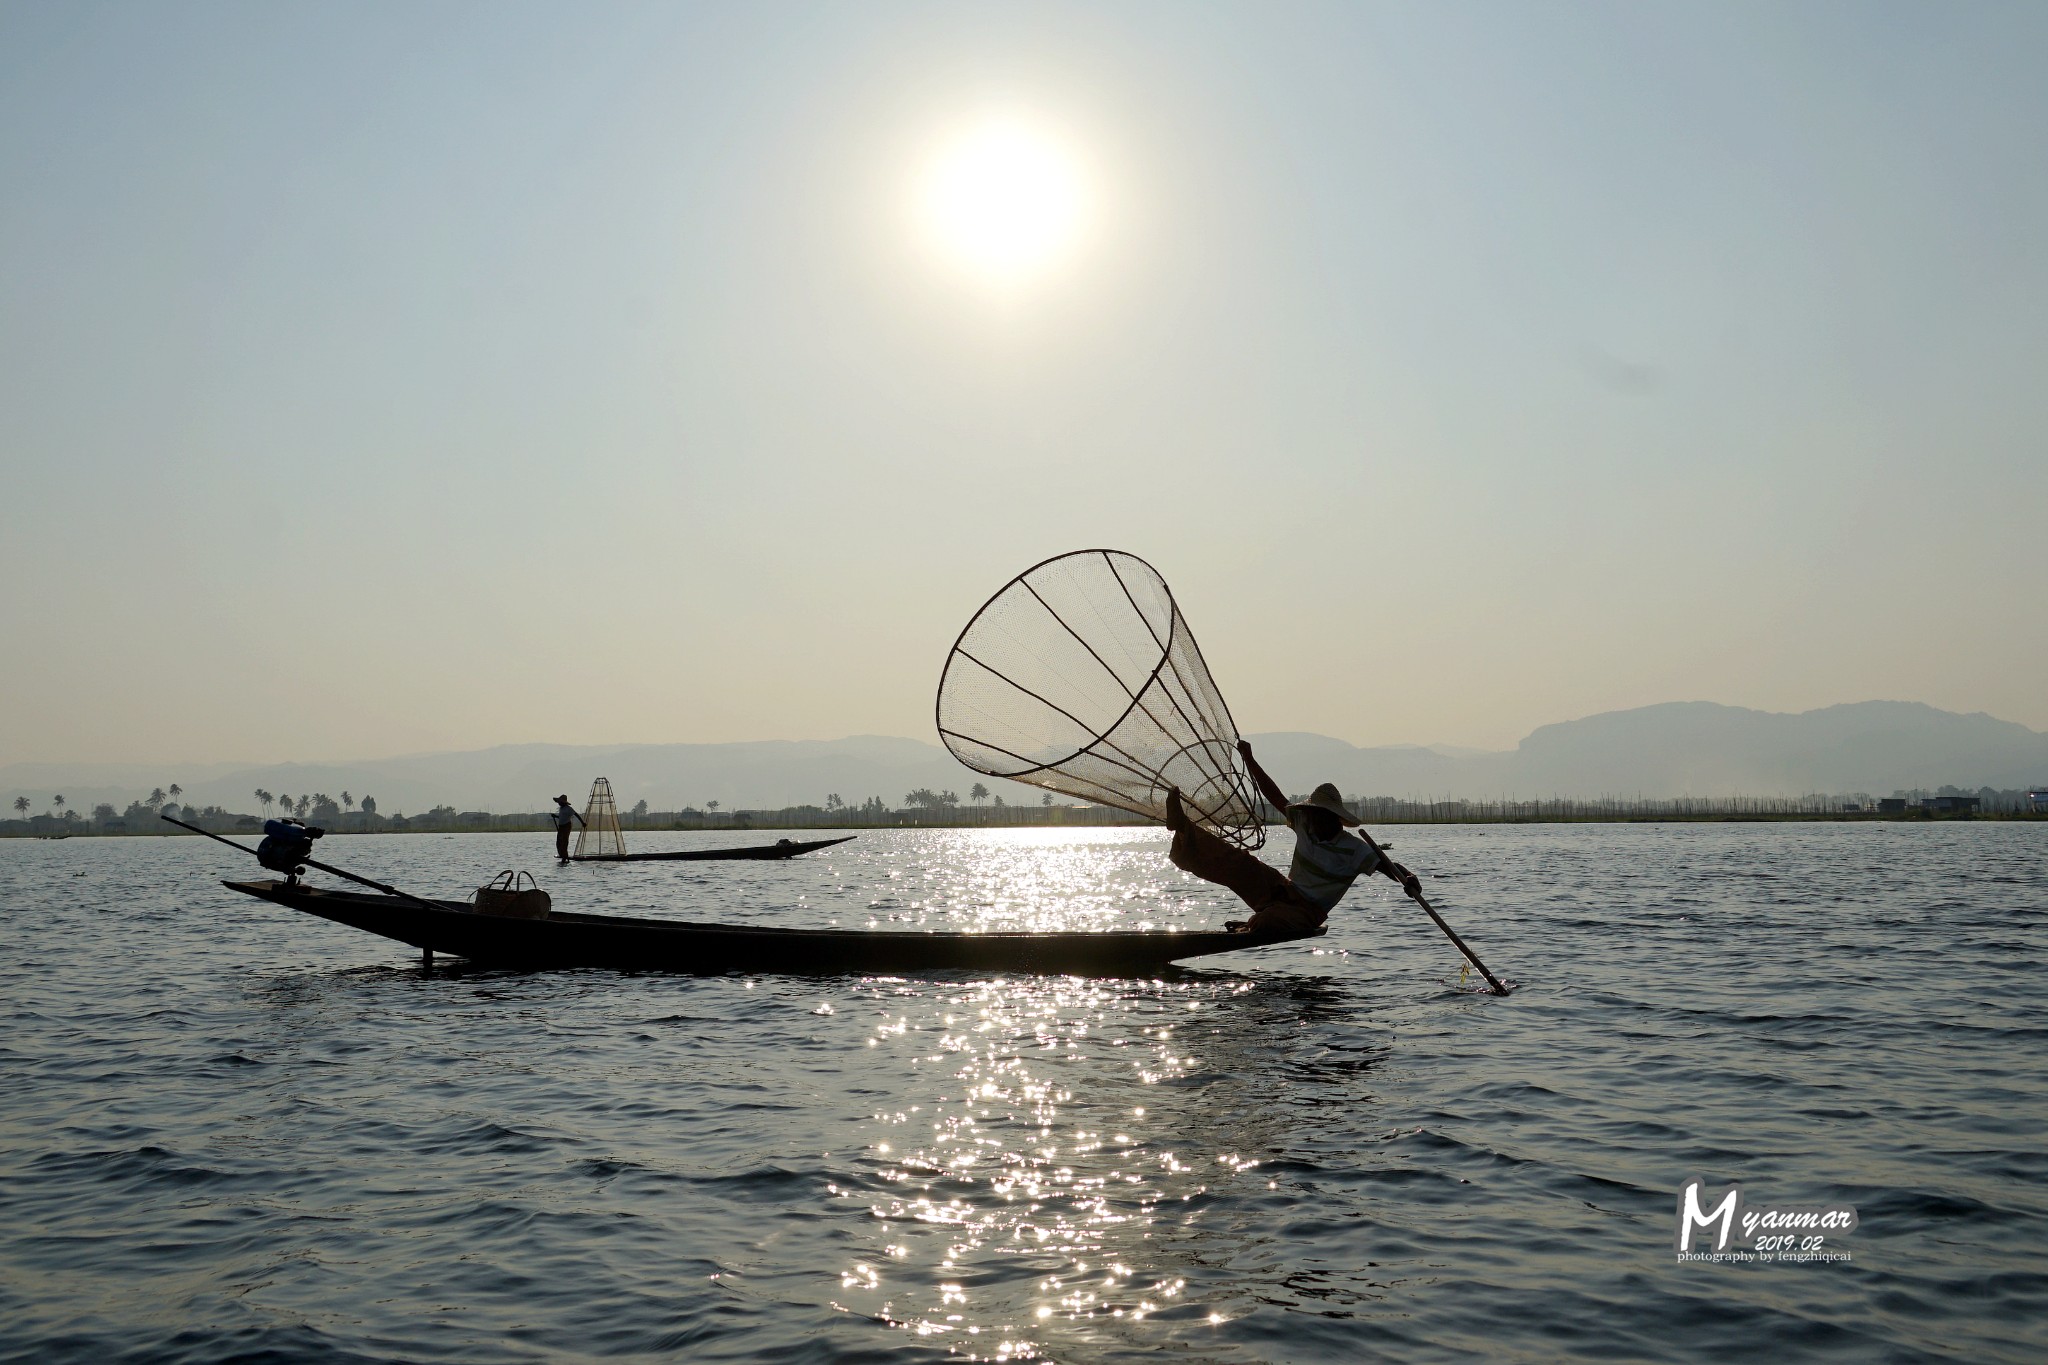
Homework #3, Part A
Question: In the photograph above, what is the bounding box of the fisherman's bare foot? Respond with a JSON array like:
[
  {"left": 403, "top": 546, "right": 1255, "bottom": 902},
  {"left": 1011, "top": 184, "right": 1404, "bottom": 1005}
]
[{"left": 1164, "top": 787, "right": 1190, "bottom": 832}]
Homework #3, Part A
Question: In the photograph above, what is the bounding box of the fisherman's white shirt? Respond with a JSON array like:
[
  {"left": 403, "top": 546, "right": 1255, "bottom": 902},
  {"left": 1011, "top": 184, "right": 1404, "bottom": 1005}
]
[{"left": 1286, "top": 812, "right": 1381, "bottom": 912}]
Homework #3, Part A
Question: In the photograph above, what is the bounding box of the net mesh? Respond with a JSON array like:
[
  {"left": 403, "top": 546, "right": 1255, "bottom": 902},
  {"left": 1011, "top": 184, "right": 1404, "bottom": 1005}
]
[
  {"left": 936, "top": 549, "right": 1266, "bottom": 850},
  {"left": 575, "top": 777, "right": 626, "bottom": 858}
]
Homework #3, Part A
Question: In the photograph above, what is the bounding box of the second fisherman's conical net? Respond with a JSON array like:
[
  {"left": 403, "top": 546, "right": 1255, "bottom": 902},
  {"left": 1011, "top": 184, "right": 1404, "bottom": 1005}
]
[
  {"left": 936, "top": 549, "right": 1266, "bottom": 849},
  {"left": 575, "top": 777, "right": 626, "bottom": 858}
]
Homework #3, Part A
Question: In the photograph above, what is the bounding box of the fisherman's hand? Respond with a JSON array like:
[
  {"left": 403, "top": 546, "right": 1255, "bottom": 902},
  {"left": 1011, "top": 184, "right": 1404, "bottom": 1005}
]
[{"left": 1388, "top": 862, "right": 1422, "bottom": 899}]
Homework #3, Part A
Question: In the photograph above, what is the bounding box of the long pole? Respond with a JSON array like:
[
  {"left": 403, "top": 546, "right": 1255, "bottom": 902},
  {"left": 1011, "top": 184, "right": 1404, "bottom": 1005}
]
[
  {"left": 1408, "top": 889, "right": 1510, "bottom": 996},
  {"left": 159, "top": 815, "right": 446, "bottom": 914},
  {"left": 1350, "top": 822, "right": 1510, "bottom": 995}
]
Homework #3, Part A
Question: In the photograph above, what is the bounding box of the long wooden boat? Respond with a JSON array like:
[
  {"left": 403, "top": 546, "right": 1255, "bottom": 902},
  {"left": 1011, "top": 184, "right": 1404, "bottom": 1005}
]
[
  {"left": 222, "top": 878, "right": 1316, "bottom": 974},
  {"left": 568, "top": 835, "right": 856, "bottom": 863}
]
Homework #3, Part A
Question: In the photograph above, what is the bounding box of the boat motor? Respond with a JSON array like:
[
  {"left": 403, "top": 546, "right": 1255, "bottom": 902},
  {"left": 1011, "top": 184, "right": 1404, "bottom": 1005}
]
[{"left": 256, "top": 818, "right": 324, "bottom": 884}]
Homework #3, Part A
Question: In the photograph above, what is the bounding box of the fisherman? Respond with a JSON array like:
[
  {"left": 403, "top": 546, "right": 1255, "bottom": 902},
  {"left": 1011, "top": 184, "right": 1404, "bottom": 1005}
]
[
  {"left": 549, "top": 794, "right": 584, "bottom": 862},
  {"left": 1166, "top": 739, "right": 1421, "bottom": 937}
]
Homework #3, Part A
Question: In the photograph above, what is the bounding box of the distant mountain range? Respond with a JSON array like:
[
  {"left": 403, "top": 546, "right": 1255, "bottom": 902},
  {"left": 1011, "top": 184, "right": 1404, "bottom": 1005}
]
[
  {"left": 1247, "top": 701, "right": 2048, "bottom": 800},
  {"left": 5, "top": 702, "right": 2046, "bottom": 817}
]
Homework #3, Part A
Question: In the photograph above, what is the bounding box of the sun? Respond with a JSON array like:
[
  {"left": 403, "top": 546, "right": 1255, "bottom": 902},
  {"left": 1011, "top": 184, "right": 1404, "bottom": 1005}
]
[{"left": 915, "top": 116, "right": 1090, "bottom": 287}]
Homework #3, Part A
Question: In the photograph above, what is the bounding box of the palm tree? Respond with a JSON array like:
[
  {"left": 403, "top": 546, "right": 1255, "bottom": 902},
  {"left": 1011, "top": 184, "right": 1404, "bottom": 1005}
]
[
  {"left": 52, "top": 795, "right": 65, "bottom": 814},
  {"left": 148, "top": 787, "right": 165, "bottom": 807},
  {"left": 12, "top": 796, "right": 28, "bottom": 819},
  {"left": 276, "top": 794, "right": 291, "bottom": 818},
  {"left": 168, "top": 783, "right": 183, "bottom": 809},
  {"left": 341, "top": 792, "right": 354, "bottom": 815},
  {"left": 295, "top": 795, "right": 310, "bottom": 819},
  {"left": 255, "top": 789, "right": 273, "bottom": 817}
]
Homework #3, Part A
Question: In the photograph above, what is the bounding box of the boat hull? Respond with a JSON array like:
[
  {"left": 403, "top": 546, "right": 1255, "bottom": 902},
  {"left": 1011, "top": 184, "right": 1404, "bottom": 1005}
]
[
  {"left": 222, "top": 880, "right": 1315, "bottom": 975},
  {"left": 568, "top": 836, "right": 857, "bottom": 863}
]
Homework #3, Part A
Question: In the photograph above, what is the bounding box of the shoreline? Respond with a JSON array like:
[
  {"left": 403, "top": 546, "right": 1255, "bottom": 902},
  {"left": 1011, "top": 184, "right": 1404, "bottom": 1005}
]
[{"left": 7, "top": 810, "right": 2043, "bottom": 839}]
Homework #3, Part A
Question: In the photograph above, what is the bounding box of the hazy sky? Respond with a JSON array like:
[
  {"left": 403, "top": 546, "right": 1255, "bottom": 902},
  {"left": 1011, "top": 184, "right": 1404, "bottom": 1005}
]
[{"left": 3, "top": 1, "right": 2044, "bottom": 766}]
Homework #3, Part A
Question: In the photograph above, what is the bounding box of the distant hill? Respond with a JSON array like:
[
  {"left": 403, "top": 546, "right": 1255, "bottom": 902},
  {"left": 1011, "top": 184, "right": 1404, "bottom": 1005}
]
[
  {"left": 1245, "top": 702, "right": 2048, "bottom": 799},
  {"left": 1500, "top": 701, "right": 2048, "bottom": 796},
  {"left": 6, "top": 702, "right": 2045, "bottom": 816}
]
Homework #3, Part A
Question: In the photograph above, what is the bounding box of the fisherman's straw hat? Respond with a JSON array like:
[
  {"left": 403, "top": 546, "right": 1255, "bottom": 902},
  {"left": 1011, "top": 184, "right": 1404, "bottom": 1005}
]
[
  {"left": 555, "top": 794, "right": 570, "bottom": 803},
  {"left": 1286, "top": 782, "right": 1360, "bottom": 827}
]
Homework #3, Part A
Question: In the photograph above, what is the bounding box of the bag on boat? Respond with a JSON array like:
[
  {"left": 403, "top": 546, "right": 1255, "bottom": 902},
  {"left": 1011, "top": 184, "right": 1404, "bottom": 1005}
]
[{"left": 472, "top": 870, "right": 551, "bottom": 919}]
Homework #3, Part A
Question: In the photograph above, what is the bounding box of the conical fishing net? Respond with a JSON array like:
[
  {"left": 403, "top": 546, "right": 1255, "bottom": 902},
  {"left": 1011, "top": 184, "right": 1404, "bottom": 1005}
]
[
  {"left": 936, "top": 549, "right": 1266, "bottom": 849},
  {"left": 575, "top": 777, "right": 626, "bottom": 858}
]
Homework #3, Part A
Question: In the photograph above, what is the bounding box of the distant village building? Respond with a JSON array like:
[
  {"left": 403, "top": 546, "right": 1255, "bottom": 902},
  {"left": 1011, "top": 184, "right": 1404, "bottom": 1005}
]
[
  {"left": 1923, "top": 795, "right": 1979, "bottom": 814},
  {"left": 2029, "top": 789, "right": 2048, "bottom": 812},
  {"left": 1877, "top": 798, "right": 1908, "bottom": 815}
]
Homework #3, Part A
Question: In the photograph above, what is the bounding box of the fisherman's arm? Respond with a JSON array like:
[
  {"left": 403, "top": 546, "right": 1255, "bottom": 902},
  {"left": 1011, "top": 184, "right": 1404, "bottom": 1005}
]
[
  {"left": 1372, "top": 844, "right": 1423, "bottom": 898},
  {"left": 1351, "top": 824, "right": 1424, "bottom": 899},
  {"left": 1235, "top": 740, "right": 1290, "bottom": 814}
]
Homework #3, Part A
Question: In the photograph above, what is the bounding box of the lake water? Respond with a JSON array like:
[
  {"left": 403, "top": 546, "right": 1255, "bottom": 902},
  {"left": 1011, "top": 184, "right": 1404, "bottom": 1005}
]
[{"left": 1, "top": 824, "right": 2043, "bottom": 1363}]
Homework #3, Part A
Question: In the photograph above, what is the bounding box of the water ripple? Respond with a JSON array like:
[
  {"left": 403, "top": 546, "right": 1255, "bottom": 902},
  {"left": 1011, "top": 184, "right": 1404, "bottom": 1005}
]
[{"left": 0, "top": 824, "right": 2043, "bottom": 1362}]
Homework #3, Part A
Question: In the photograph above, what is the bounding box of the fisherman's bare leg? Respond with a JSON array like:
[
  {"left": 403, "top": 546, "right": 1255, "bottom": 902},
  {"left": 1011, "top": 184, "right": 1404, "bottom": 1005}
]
[{"left": 1165, "top": 789, "right": 1323, "bottom": 936}]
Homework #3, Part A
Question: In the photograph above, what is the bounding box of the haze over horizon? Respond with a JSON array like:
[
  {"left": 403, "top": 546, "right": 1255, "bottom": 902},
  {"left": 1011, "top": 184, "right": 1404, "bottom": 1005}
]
[
  {"left": 5, "top": 695, "right": 2042, "bottom": 776},
  {"left": 4, "top": 3, "right": 2044, "bottom": 768},
  {"left": 9, "top": 701, "right": 2045, "bottom": 820}
]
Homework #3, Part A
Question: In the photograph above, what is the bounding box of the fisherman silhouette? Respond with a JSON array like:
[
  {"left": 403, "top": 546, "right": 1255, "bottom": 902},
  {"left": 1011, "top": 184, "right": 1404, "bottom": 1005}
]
[
  {"left": 550, "top": 795, "right": 584, "bottom": 862},
  {"left": 1166, "top": 740, "right": 1421, "bottom": 936}
]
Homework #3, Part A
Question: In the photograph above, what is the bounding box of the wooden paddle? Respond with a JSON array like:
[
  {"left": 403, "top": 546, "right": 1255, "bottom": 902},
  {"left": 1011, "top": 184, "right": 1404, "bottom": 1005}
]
[
  {"left": 159, "top": 815, "right": 447, "bottom": 914},
  {"left": 1240, "top": 743, "right": 1510, "bottom": 995},
  {"left": 1407, "top": 889, "right": 1511, "bottom": 995},
  {"left": 1352, "top": 827, "right": 1511, "bottom": 995}
]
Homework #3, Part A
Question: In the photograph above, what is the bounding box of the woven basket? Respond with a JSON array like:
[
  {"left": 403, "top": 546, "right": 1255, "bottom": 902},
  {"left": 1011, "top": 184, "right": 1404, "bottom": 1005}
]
[{"left": 473, "top": 870, "right": 551, "bottom": 920}]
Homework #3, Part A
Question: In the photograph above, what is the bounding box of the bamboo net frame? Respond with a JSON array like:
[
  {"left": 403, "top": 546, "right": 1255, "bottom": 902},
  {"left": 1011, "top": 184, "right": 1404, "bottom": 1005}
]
[
  {"left": 936, "top": 549, "right": 1266, "bottom": 850},
  {"left": 575, "top": 777, "right": 627, "bottom": 858}
]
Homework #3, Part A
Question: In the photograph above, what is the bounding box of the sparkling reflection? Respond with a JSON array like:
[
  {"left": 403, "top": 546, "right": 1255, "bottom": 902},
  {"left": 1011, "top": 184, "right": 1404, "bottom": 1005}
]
[
  {"left": 837, "top": 829, "right": 1217, "bottom": 935},
  {"left": 693, "top": 828, "right": 1406, "bottom": 1360},
  {"left": 822, "top": 965, "right": 1379, "bottom": 1360}
]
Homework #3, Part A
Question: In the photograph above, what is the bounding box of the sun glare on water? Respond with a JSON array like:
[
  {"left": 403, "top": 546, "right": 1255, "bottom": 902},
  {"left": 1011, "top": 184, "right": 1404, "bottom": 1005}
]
[{"left": 915, "top": 116, "right": 1091, "bottom": 288}]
